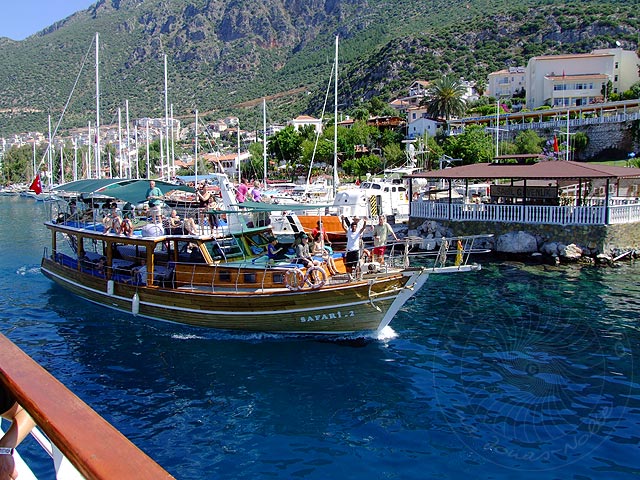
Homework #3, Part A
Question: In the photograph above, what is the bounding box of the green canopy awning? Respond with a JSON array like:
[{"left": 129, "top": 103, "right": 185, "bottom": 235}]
[{"left": 54, "top": 179, "right": 193, "bottom": 205}]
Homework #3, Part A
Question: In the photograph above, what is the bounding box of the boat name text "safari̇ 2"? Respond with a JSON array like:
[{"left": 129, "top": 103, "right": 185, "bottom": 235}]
[{"left": 300, "top": 310, "right": 355, "bottom": 323}]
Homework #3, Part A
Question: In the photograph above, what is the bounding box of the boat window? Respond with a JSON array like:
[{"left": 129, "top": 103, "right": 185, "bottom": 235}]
[
  {"left": 244, "top": 273, "right": 257, "bottom": 283},
  {"left": 273, "top": 273, "right": 284, "bottom": 284},
  {"left": 219, "top": 271, "right": 231, "bottom": 282},
  {"left": 372, "top": 184, "right": 381, "bottom": 190}
]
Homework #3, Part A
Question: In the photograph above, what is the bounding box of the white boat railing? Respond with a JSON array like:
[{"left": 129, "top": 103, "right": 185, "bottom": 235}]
[{"left": 411, "top": 200, "right": 640, "bottom": 225}]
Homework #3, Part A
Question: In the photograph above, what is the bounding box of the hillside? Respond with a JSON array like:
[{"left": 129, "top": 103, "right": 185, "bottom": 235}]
[{"left": 0, "top": 0, "right": 638, "bottom": 136}]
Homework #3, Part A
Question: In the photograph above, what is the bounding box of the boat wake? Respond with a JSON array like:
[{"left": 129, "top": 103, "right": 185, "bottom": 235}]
[{"left": 16, "top": 265, "right": 41, "bottom": 276}]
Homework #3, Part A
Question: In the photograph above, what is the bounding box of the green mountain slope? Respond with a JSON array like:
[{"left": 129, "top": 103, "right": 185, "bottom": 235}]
[{"left": 0, "top": 0, "right": 638, "bottom": 136}]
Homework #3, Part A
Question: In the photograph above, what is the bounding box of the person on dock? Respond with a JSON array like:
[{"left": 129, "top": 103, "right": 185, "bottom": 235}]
[
  {"left": 145, "top": 180, "right": 163, "bottom": 224},
  {"left": 1, "top": 383, "right": 36, "bottom": 479}
]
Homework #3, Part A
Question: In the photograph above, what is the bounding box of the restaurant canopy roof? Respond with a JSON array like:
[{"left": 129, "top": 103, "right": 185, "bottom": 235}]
[{"left": 407, "top": 161, "right": 640, "bottom": 180}]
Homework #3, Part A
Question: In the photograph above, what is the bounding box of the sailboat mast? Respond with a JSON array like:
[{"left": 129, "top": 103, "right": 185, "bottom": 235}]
[
  {"left": 95, "top": 32, "right": 101, "bottom": 179},
  {"left": 164, "top": 55, "right": 170, "bottom": 180},
  {"left": 195, "top": 109, "right": 199, "bottom": 185},
  {"left": 145, "top": 122, "right": 150, "bottom": 178},
  {"left": 237, "top": 120, "right": 241, "bottom": 184},
  {"left": 118, "top": 107, "right": 123, "bottom": 178},
  {"left": 125, "top": 99, "right": 131, "bottom": 178},
  {"left": 333, "top": 35, "right": 339, "bottom": 197},
  {"left": 263, "top": 98, "right": 267, "bottom": 187}
]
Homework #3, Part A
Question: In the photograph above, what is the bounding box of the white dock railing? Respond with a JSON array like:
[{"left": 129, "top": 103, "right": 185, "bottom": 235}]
[{"left": 411, "top": 201, "right": 640, "bottom": 226}]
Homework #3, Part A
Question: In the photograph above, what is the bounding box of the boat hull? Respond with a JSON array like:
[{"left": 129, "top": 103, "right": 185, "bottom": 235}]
[{"left": 41, "top": 258, "right": 427, "bottom": 334}]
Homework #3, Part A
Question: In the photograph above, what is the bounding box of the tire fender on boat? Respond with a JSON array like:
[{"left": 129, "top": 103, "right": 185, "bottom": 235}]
[{"left": 132, "top": 293, "right": 140, "bottom": 316}]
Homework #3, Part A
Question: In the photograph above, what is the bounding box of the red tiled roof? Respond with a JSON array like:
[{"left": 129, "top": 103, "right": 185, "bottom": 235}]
[{"left": 408, "top": 161, "right": 640, "bottom": 180}]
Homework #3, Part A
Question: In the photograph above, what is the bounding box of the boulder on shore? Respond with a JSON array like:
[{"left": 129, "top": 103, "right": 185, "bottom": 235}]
[{"left": 496, "top": 231, "right": 538, "bottom": 254}]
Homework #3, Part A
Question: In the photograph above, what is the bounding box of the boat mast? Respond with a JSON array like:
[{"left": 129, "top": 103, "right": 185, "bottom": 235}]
[
  {"left": 164, "top": 55, "right": 170, "bottom": 180},
  {"left": 195, "top": 109, "right": 199, "bottom": 185},
  {"left": 117, "top": 107, "right": 123, "bottom": 178},
  {"left": 47, "top": 115, "right": 53, "bottom": 190},
  {"left": 237, "top": 120, "right": 241, "bottom": 184},
  {"left": 263, "top": 98, "right": 267, "bottom": 187},
  {"left": 333, "top": 35, "right": 339, "bottom": 197},
  {"left": 145, "top": 121, "right": 150, "bottom": 178},
  {"left": 95, "top": 32, "right": 101, "bottom": 179},
  {"left": 125, "top": 99, "right": 131, "bottom": 178},
  {"left": 171, "top": 104, "right": 175, "bottom": 178}
]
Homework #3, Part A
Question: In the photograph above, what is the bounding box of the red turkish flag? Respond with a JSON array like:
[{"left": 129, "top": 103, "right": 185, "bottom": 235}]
[
  {"left": 553, "top": 135, "right": 559, "bottom": 153},
  {"left": 29, "top": 175, "right": 43, "bottom": 195}
]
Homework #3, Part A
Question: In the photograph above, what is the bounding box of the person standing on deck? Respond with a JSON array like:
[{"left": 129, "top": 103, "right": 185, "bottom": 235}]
[
  {"left": 372, "top": 215, "right": 398, "bottom": 264},
  {"left": 342, "top": 216, "right": 367, "bottom": 276},
  {"left": 146, "top": 180, "right": 163, "bottom": 224}
]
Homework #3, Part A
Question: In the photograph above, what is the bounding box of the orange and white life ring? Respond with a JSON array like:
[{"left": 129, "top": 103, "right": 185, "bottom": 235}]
[
  {"left": 284, "top": 268, "right": 305, "bottom": 291},
  {"left": 304, "top": 266, "right": 327, "bottom": 289}
]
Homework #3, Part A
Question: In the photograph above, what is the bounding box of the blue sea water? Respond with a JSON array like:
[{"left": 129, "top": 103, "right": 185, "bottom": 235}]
[{"left": 1, "top": 196, "right": 639, "bottom": 479}]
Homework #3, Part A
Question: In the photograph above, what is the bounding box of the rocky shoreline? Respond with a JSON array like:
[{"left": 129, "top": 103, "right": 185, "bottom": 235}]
[{"left": 405, "top": 220, "right": 640, "bottom": 267}]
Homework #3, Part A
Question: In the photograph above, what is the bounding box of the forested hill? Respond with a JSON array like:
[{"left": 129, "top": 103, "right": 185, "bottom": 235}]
[{"left": 0, "top": 0, "right": 638, "bottom": 136}]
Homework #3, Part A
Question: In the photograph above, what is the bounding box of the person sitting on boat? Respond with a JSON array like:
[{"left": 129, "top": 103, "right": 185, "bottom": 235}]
[
  {"left": 133, "top": 259, "right": 148, "bottom": 285},
  {"left": 122, "top": 202, "right": 135, "bottom": 220},
  {"left": 312, "top": 232, "right": 338, "bottom": 275},
  {"left": 119, "top": 217, "right": 134, "bottom": 237},
  {"left": 146, "top": 180, "right": 163, "bottom": 224},
  {"left": 267, "top": 236, "right": 286, "bottom": 262},
  {"left": 311, "top": 220, "right": 332, "bottom": 252},
  {"left": 293, "top": 234, "right": 319, "bottom": 269},
  {"left": 1, "top": 383, "right": 36, "bottom": 479},
  {"left": 183, "top": 217, "right": 198, "bottom": 236},
  {"left": 372, "top": 215, "right": 398, "bottom": 264},
  {"left": 103, "top": 206, "right": 122, "bottom": 234},
  {"left": 342, "top": 216, "right": 367, "bottom": 276}
]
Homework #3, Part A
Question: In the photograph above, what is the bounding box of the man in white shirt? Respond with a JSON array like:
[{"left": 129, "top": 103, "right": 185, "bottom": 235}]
[{"left": 342, "top": 216, "right": 367, "bottom": 275}]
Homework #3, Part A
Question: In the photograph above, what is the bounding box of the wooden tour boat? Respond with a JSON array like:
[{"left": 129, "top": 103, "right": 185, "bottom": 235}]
[{"left": 41, "top": 174, "right": 487, "bottom": 335}]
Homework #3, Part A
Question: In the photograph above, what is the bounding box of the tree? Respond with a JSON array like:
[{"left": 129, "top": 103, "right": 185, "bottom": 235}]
[
  {"left": 423, "top": 76, "right": 467, "bottom": 126},
  {"left": 267, "top": 126, "right": 302, "bottom": 167},
  {"left": 443, "top": 125, "right": 494, "bottom": 164},
  {"left": 572, "top": 131, "right": 589, "bottom": 160},
  {"left": 513, "top": 130, "right": 543, "bottom": 154}
]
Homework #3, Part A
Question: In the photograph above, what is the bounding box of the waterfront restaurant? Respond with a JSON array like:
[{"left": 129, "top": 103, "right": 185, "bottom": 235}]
[{"left": 406, "top": 158, "right": 640, "bottom": 251}]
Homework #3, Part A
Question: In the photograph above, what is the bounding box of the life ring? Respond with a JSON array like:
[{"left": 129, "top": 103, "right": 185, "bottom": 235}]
[
  {"left": 284, "top": 268, "right": 305, "bottom": 291},
  {"left": 304, "top": 266, "right": 327, "bottom": 290}
]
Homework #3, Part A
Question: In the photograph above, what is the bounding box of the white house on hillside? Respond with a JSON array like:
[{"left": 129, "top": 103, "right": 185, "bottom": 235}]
[
  {"left": 290, "top": 115, "right": 323, "bottom": 134},
  {"left": 487, "top": 66, "right": 526, "bottom": 98},
  {"left": 525, "top": 48, "right": 640, "bottom": 109}
]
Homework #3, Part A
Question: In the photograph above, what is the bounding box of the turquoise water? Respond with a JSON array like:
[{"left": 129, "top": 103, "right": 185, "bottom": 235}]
[{"left": 1, "top": 196, "right": 639, "bottom": 479}]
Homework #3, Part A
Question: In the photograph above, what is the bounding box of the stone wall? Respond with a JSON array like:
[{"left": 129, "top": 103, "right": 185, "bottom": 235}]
[
  {"left": 408, "top": 218, "right": 640, "bottom": 254},
  {"left": 504, "top": 120, "right": 639, "bottom": 160}
]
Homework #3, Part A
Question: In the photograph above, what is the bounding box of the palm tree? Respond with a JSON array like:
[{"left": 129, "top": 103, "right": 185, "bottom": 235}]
[{"left": 423, "top": 76, "right": 467, "bottom": 130}]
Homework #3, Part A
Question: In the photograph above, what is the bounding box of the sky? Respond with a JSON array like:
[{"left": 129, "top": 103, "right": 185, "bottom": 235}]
[{"left": 0, "top": 0, "right": 95, "bottom": 41}]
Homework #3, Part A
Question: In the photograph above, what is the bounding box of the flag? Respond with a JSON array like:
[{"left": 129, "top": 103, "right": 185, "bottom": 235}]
[
  {"left": 553, "top": 135, "right": 559, "bottom": 154},
  {"left": 454, "top": 240, "right": 463, "bottom": 267},
  {"left": 29, "top": 175, "right": 42, "bottom": 195}
]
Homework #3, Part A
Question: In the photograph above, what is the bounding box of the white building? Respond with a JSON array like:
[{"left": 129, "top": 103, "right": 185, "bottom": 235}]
[
  {"left": 407, "top": 117, "right": 440, "bottom": 139},
  {"left": 290, "top": 115, "right": 323, "bottom": 134},
  {"left": 525, "top": 48, "right": 640, "bottom": 109},
  {"left": 487, "top": 66, "right": 526, "bottom": 98}
]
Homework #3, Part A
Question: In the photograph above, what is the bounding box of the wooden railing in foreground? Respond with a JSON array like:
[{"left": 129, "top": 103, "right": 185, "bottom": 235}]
[{"left": 0, "top": 334, "right": 174, "bottom": 480}]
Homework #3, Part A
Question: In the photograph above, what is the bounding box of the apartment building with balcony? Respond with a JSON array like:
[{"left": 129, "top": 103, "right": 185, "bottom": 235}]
[
  {"left": 487, "top": 66, "right": 526, "bottom": 98},
  {"left": 525, "top": 48, "right": 640, "bottom": 109}
]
